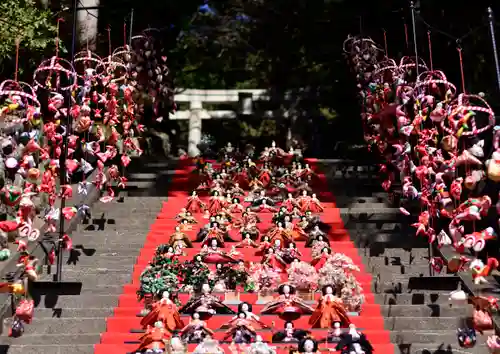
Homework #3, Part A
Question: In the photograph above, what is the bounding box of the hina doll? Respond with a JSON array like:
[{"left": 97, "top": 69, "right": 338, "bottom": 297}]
[
  {"left": 179, "top": 218, "right": 193, "bottom": 232},
  {"left": 222, "top": 312, "right": 258, "bottom": 344},
  {"left": 134, "top": 321, "right": 170, "bottom": 353},
  {"left": 262, "top": 247, "right": 287, "bottom": 273},
  {"left": 235, "top": 233, "right": 258, "bottom": 248},
  {"left": 308, "top": 285, "right": 351, "bottom": 328},
  {"left": 306, "top": 226, "right": 328, "bottom": 247},
  {"left": 186, "top": 191, "right": 206, "bottom": 213},
  {"left": 336, "top": 324, "right": 374, "bottom": 354},
  {"left": 199, "top": 239, "right": 239, "bottom": 264},
  {"left": 261, "top": 284, "right": 314, "bottom": 321},
  {"left": 179, "top": 283, "right": 235, "bottom": 319},
  {"left": 285, "top": 217, "right": 307, "bottom": 241},
  {"left": 255, "top": 236, "right": 272, "bottom": 256},
  {"left": 258, "top": 164, "right": 273, "bottom": 187},
  {"left": 239, "top": 222, "right": 260, "bottom": 240},
  {"left": 176, "top": 210, "right": 197, "bottom": 224},
  {"left": 296, "top": 191, "right": 311, "bottom": 211},
  {"left": 268, "top": 222, "right": 293, "bottom": 244},
  {"left": 311, "top": 247, "right": 332, "bottom": 270},
  {"left": 228, "top": 197, "right": 245, "bottom": 213},
  {"left": 252, "top": 190, "right": 275, "bottom": 207},
  {"left": 200, "top": 223, "right": 226, "bottom": 246},
  {"left": 282, "top": 242, "right": 303, "bottom": 264},
  {"left": 307, "top": 194, "right": 324, "bottom": 213},
  {"left": 298, "top": 337, "right": 320, "bottom": 353},
  {"left": 253, "top": 199, "right": 278, "bottom": 213},
  {"left": 290, "top": 206, "right": 303, "bottom": 220},
  {"left": 208, "top": 191, "right": 224, "bottom": 214},
  {"left": 248, "top": 335, "right": 277, "bottom": 354},
  {"left": 236, "top": 302, "right": 269, "bottom": 328},
  {"left": 244, "top": 208, "right": 261, "bottom": 224},
  {"left": 140, "top": 291, "right": 184, "bottom": 331},
  {"left": 169, "top": 226, "right": 193, "bottom": 249},
  {"left": 272, "top": 321, "right": 310, "bottom": 343},
  {"left": 196, "top": 217, "right": 216, "bottom": 241},
  {"left": 295, "top": 179, "right": 312, "bottom": 196},
  {"left": 180, "top": 312, "right": 214, "bottom": 343},
  {"left": 229, "top": 182, "right": 245, "bottom": 196}
]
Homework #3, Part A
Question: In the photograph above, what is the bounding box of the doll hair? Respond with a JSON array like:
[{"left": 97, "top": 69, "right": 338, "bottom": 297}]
[
  {"left": 192, "top": 254, "right": 203, "bottom": 263},
  {"left": 278, "top": 283, "right": 296, "bottom": 295},
  {"left": 322, "top": 247, "right": 332, "bottom": 254},
  {"left": 209, "top": 238, "right": 222, "bottom": 247},
  {"left": 289, "top": 242, "right": 296, "bottom": 248},
  {"left": 238, "top": 302, "right": 253, "bottom": 313},
  {"left": 322, "top": 284, "right": 337, "bottom": 295}
]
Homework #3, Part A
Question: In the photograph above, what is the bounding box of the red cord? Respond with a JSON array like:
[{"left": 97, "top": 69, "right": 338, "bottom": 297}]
[
  {"left": 457, "top": 47, "right": 466, "bottom": 92},
  {"left": 427, "top": 31, "right": 433, "bottom": 71},
  {"left": 383, "top": 30, "right": 388, "bottom": 57},
  {"left": 404, "top": 24, "right": 409, "bottom": 48}
]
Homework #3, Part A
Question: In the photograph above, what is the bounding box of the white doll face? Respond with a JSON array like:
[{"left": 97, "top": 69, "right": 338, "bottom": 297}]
[
  {"left": 193, "top": 312, "right": 200, "bottom": 319},
  {"left": 211, "top": 239, "right": 218, "bottom": 248},
  {"left": 288, "top": 193, "right": 292, "bottom": 198},
  {"left": 283, "top": 285, "right": 290, "bottom": 294},
  {"left": 302, "top": 190, "right": 307, "bottom": 196},
  {"left": 175, "top": 226, "right": 180, "bottom": 231},
  {"left": 285, "top": 216, "right": 290, "bottom": 221},
  {"left": 274, "top": 239, "right": 281, "bottom": 246},
  {"left": 245, "top": 234, "right": 250, "bottom": 239},
  {"left": 285, "top": 322, "right": 293, "bottom": 329},
  {"left": 241, "top": 303, "right": 249, "bottom": 311},
  {"left": 322, "top": 247, "right": 329, "bottom": 253},
  {"left": 312, "top": 193, "right": 316, "bottom": 198},
  {"left": 201, "top": 284, "right": 210, "bottom": 293},
  {"left": 262, "top": 199, "right": 267, "bottom": 204},
  {"left": 289, "top": 243, "right": 294, "bottom": 249},
  {"left": 304, "top": 339, "right": 314, "bottom": 351},
  {"left": 168, "top": 247, "right": 174, "bottom": 253},
  {"left": 162, "top": 290, "right": 169, "bottom": 298},
  {"left": 325, "top": 286, "right": 333, "bottom": 294},
  {"left": 214, "top": 191, "right": 219, "bottom": 196},
  {"left": 260, "top": 190, "right": 265, "bottom": 196}
]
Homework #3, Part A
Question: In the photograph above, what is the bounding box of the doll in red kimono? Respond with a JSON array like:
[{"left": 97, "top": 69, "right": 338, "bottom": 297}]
[
  {"left": 228, "top": 197, "right": 245, "bottom": 213},
  {"left": 251, "top": 199, "right": 278, "bottom": 213},
  {"left": 255, "top": 235, "right": 272, "bottom": 256},
  {"left": 186, "top": 191, "right": 206, "bottom": 213},
  {"left": 307, "top": 193, "right": 324, "bottom": 213},
  {"left": 258, "top": 164, "right": 272, "bottom": 187},
  {"left": 296, "top": 190, "right": 311, "bottom": 211},
  {"left": 311, "top": 247, "right": 331, "bottom": 270},
  {"left": 235, "top": 233, "right": 258, "bottom": 248},
  {"left": 208, "top": 191, "right": 224, "bottom": 214},
  {"left": 262, "top": 247, "right": 287, "bottom": 272},
  {"left": 282, "top": 193, "right": 300, "bottom": 212}
]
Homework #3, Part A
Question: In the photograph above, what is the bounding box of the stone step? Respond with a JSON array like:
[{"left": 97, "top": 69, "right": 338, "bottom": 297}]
[
  {"left": 363, "top": 255, "right": 429, "bottom": 267},
  {"left": 33, "top": 294, "right": 120, "bottom": 308},
  {"left": 70, "top": 233, "right": 149, "bottom": 244},
  {"left": 61, "top": 254, "right": 141, "bottom": 268},
  {"left": 364, "top": 264, "right": 433, "bottom": 277},
  {"left": 383, "top": 317, "right": 460, "bottom": 331},
  {"left": 35, "top": 308, "right": 115, "bottom": 318}
]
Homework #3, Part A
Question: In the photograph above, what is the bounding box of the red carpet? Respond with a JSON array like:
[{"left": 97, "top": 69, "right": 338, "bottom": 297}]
[{"left": 94, "top": 158, "right": 393, "bottom": 353}]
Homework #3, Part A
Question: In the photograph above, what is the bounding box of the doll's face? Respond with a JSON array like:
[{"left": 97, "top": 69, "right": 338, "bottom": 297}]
[
  {"left": 260, "top": 190, "right": 265, "bottom": 196},
  {"left": 312, "top": 193, "right": 317, "bottom": 198},
  {"left": 238, "top": 312, "right": 245, "bottom": 319},
  {"left": 168, "top": 247, "right": 174, "bottom": 253},
  {"left": 211, "top": 239, "right": 218, "bottom": 247},
  {"left": 183, "top": 220, "right": 187, "bottom": 224},
  {"left": 192, "top": 191, "right": 197, "bottom": 196},
  {"left": 214, "top": 191, "right": 219, "bottom": 196},
  {"left": 264, "top": 236, "right": 269, "bottom": 242},
  {"left": 262, "top": 199, "right": 267, "bottom": 204},
  {"left": 289, "top": 243, "right": 295, "bottom": 249},
  {"left": 293, "top": 258, "right": 299, "bottom": 263},
  {"left": 322, "top": 247, "right": 329, "bottom": 253},
  {"left": 325, "top": 286, "right": 333, "bottom": 294},
  {"left": 302, "top": 190, "right": 307, "bottom": 196},
  {"left": 193, "top": 312, "right": 200, "bottom": 319},
  {"left": 288, "top": 193, "right": 292, "bottom": 198},
  {"left": 241, "top": 303, "right": 249, "bottom": 312},
  {"left": 285, "top": 322, "right": 293, "bottom": 329},
  {"left": 274, "top": 239, "right": 281, "bottom": 246},
  {"left": 210, "top": 217, "right": 215, "bottom": 221},
  {"left": 245, "top": 234, "right": 250, "bottom": 239},
  {"left": 284, "top": 216, "right": 290, "bottom": 221},
  {"left": 318, "top": 235, "right": 323, "bottom": 241},
  {"left": 268, "top": 248, "right": 274, "bottom": 254},
  {"left": 162, "top": 291, "right": 169, "bottom": 298},
  {"left": 201, "top": 284, "right": 210, "bottom": 293},
  {"left": 315, "top": 225, "right": 320, "bottom": 230},
  {"left": 283, "top": 285, "right": 290, "bottom": 294},
  {"left": 304, "top": 339, "right": 314, "bottom": 351},
  {"left": 175, "top": 226, "right": 180, "bottom": 231},
  {"left": 278, "top": 222, "right": 283, "bottom": 227}
]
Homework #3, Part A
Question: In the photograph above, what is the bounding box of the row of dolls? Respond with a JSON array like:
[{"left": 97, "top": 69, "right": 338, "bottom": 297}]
[
  {"left": 185, "top": 189, "right": 324, "bottom": 215},
  {"left": 136, "top": 284, "right": 372, "bottom": 353}
]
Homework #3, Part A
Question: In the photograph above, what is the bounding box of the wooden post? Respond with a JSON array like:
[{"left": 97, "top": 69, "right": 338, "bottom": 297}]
[{"left": 188, "top": 99, "right": 202, "bottom": 157}]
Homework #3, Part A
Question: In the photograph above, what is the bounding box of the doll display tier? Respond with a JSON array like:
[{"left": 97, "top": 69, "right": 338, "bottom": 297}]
[{"left": 95, "top": 158, "right": 393, "bottom": 354}]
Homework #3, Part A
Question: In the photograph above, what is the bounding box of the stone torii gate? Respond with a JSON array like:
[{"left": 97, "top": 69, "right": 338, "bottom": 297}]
[{"left": 172, "top": 89, "right": 289, "bottom": 156}]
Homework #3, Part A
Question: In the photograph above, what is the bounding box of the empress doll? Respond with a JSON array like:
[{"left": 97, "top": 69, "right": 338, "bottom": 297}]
[
  {"left": 262, "top": 247, "right": 287, "bottom": 273},
  {"left": 272, "top": 321, "right": 310, "bottom": 343},
  {"left": 135, "top": 321, "right": 170, "bottom": 353},
  {"left": 180, "top": 312, "right": 214, "bottom": 343},
  {"left": 260, "top": 284, "right": 314, "bottom": 321},
  {"left": 186, "top": 191, "right": 206, "bottom": 213},
  {"left": 222, "top": 312, "right": 258, "bottom": 344},
  {"left": 179, "top": 283, "right": 235, "bottom": 319},
  {"left": 308, "top": 285, "right": 351, "bottom": 328},
  {"left": 199, "top": 239, "right": 239, "bottom": 264},
  {"left": 252, "top": 199, "right": 278, "bottom": 213},
  {"left": 208, "top": 191, "right": 224, "bottom": 214},
  {"left": 140, "top": 291, "right": 184, "bottom": 331},
  {"left": 311, "top": 247, "right": 332, "bottom": 270},
  {"left": 169, "top": 226, "right": 193, "bottom": 249}
]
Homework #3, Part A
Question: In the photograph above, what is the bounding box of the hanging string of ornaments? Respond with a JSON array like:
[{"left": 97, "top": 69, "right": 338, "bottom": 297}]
[
  {"left": 344, "top": 27, "right": 500, "bottom": 346},
  {"left": 0, "top": 23, "right": 174, "bottom": 333}
]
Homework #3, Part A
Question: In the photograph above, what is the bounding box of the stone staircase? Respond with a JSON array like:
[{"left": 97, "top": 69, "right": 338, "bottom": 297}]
[
  {"left": 0, "top": 158, "right": 172, "bottom": 354},
  {"left": 0, "top": 157, "right": 489, "bottom": 354},
  {"left": 328, "top": 160, "right": 486, "bottom": 354}
]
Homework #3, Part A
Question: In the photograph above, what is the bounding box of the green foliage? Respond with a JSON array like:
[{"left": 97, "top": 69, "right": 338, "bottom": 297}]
[{"left": 0, "top": 0, "right": 57, "bottom": 65}]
